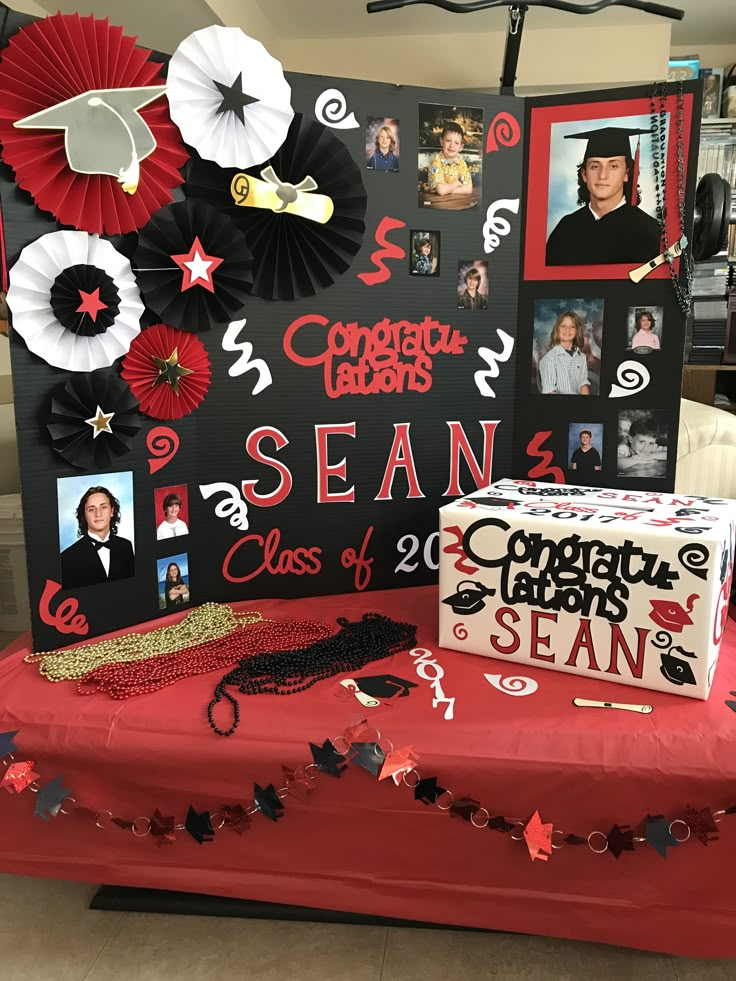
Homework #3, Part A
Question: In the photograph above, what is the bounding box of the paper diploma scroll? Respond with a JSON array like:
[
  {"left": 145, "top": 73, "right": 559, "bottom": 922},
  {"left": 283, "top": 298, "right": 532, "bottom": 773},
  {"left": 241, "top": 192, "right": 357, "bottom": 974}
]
[
  {"left": 628, "top": 236, "right": 688, "bottom": 284},
  {"left": 230, "top": 166, "right": 334, "bottom": 224}
]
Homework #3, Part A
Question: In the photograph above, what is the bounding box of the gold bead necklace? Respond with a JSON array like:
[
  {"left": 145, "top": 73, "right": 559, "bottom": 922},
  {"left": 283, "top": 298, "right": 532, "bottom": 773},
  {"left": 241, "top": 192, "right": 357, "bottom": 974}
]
[{"left": 25, "top": 603, "right": 263, "bottom": 683}]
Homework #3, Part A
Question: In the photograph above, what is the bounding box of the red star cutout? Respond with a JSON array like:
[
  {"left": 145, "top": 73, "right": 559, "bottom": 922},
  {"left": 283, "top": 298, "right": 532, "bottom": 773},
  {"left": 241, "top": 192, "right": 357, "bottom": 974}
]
[
  {"left": 170, "top": 236, "right": 224, "bottom": 293},
  {"left": 523, "top": 810, "right": 554, "bottom": 862},
  {"left": 1, "top": 760, "right": 39, "bottom": 794},
  {"left": 76, "top": 287, "right": 107, "bottom": 322}
]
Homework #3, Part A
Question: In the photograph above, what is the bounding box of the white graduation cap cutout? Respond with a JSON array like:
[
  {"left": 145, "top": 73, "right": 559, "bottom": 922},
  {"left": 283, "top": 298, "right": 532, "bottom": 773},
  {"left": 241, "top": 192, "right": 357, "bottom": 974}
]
[
  {"left": 14, "top": 86, "right": 167, "bottom": 194},
  {"left": 167, "top": 25, "right": 294, "bottom": 169}
]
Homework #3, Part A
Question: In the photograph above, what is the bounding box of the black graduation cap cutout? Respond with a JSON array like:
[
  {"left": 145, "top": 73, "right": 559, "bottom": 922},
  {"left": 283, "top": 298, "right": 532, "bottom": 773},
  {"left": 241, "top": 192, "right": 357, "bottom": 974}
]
[
  {"left": 488, "top": 815, "right": 515, "bottom": 833},
  {"left": 660, "top": 651, "right": 697, "bottom": 687},
  {"left": 607, "top": 824, "right": 635, "bottom": 859},
  {"left": 349, "top": 742, "right": 386, "bottom": 777},
  {"left": 414, "top": 776, "right": 446, "bottom": 806},
  {"left": 14, "top": 87, "right": 167, "bottom": 194},
  {"left": 644, "top": 814, "right": 678, "bottom": 858},
  {"left": 185, "top": 805, "right": 215, "bottom": 844},
  {"left": 338, "top": 674, "right": 418, "bottom": 708},
  {"left": 0, "top": 730, "right": 19, "bottom": 757},
  {"left": 441, "top": 580, "right": 496, "bottom": 616},
  {"left": 309, "top": 739, "right": 348, "bottom": 778},
  {"left": 254, "top": 783, "right": 284, "bottom": 822},
  {"left": 34, "top": 776, "right": 71, "bottom": 821}
]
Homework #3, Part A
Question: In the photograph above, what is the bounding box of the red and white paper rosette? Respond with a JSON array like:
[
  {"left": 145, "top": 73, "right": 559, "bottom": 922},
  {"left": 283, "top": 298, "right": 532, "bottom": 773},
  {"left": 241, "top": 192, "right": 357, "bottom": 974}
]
[
  {"left": 0, "top": 12, "right": 188, "bottom": 235},
  {"left": 121, "top": 323, "right": 211, "bottom": 420}
]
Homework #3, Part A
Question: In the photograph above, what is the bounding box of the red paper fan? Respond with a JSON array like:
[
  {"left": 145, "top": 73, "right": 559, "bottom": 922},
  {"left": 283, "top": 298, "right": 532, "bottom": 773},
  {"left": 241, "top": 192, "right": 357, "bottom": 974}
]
[
  {"left": 121, "top": 324, "right": 211, "bottom": 420},
  {"left": 0, "top": 13, "right": 188, "bottom": 235}
]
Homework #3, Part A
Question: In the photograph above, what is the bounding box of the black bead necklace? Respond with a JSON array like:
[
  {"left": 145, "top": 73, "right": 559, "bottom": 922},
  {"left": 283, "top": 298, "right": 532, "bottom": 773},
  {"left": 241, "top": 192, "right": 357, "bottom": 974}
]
[{"left": 207, "top": 612, "right": 418, "bottom": 736}]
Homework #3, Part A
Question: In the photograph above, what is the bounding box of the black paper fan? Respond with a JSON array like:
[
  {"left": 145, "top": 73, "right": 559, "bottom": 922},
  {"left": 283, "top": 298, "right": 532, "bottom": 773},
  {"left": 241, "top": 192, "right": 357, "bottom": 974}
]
[
  {"left": 186, "top": 113, "right": 367, "bottom": 301},
  {"left": 47, "top": 368, "right": 142, "bottom": 470},
  {"left": 49, "top": 264, "right": 121, "bottom": 337},
  {"left": 134, "top": 199, "right": 252, "bottom": 331}
]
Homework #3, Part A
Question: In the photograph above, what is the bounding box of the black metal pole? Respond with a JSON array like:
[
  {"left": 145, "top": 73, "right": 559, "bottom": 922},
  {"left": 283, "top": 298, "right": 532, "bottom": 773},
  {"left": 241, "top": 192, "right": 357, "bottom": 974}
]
[{"left": 499, "top": 4, "right": 527, "bottom": 95}]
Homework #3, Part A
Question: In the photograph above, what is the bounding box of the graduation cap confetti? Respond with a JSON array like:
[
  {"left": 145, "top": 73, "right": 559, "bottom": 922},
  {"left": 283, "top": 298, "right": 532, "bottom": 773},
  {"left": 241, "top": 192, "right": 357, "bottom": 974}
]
[
  {"left": 414, "top": 776, "right": 446, "bottom": 806},
  {"left": 282, "top": 764, "right": 317, "bottom": 800},
  {"left": 349, "top": 742, "right": 386, "bottom": 777},
  {"left": 0, "top": 731, "right": 19, "bottom": 757},
  {"left": 0, "top": 12, "right": 188, "bottom": 235},
  {"left": 34, "top": 776, "right": 72, "bottom": 821},
  {"left": 489, "top": 815, "right": 515, "bottom": 834},
  {"left": 150, "top": 808, "right": 176, "bottom": 847},
  {"left": 167, "top": 25, "right": 294, "bottom": 169},
  {"left": 185, "top": 805, "right": 215, "bottom": 844},
  {"left": 523, "top": 811, "right": 554, "bottom": 862},
  {"left": 222, "top": 804, "right": 252, "bottom": 835},
  {"left": 607, "top": 824, "right": 635, "bottom": 859},
  {"left": 309, "top": 740, "right": 348, "bottom": 778},
  {"left": 378, "top": 746, "right": 420, "bottom": 785},
  {"left": 254, "top": 783, "right": 284, "bottom": 822},
  {"left": 441, "top": 580, "right": 496, "bottom": 616},
  {"left": 0, "top": 761, "right": 39, "bottom": 794},
  {"left": 644, "top": 814, "right": 679, "bottom": 858},
  {"left": 449, "top": 797, "right": 481, "bottom": 822},
  {"left": 684, "top": 805, "right": 719, "bottom": 846}
]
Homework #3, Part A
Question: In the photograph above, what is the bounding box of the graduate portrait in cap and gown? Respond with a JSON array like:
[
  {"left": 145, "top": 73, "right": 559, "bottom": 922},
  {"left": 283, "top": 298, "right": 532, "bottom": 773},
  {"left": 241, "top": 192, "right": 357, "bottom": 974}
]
[{"left": 545, "top": 126, "right": 662, "bottom": 266}]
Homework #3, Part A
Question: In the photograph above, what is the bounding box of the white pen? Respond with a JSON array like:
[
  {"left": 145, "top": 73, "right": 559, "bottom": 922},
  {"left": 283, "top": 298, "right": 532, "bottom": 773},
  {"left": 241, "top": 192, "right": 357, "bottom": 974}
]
[{"left": 572, "top": 698, "right": 653, "bottom": 714}]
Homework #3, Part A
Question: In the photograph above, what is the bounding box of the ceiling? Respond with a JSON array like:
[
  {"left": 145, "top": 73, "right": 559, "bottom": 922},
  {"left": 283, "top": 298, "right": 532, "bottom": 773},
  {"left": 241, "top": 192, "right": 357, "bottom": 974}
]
[{"left": 20, "top": 0, "right": 736, "bottom": 53}]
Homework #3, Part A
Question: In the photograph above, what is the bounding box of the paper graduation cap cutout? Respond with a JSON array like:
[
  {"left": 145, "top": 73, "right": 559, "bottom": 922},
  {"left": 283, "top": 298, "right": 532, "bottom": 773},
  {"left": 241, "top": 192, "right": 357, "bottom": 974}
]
[
  {"left": 0, "top": 13, "right": 188, "bottom": 235},
  {"left": 34, "top": 775, "right": 71, "bottom": 821},
  {"left": 167, "top": 25, "right": 294, "bottom": 169},
  {"left": 309, "top": 739, "right": 348, "bottom": 778},
  {"left": 659, "top": 651, "right": 697, "bottom": 687},
  {"left": 7, "top": 231, "right": 143, "bottom": 371},
  {"left": 134, "top": 200, "right": 252, "bottom": 331},
  {"left": 121, "top": 323, "right": 211, "bottom": 420},
  {"left": 185, "top": 113, "right": 367, "bottom": 301},
  {"left": 14, "top": 87, "right": 167, "bottom": 193},
  {"left": 441, "top": 580, "right": 496, "bottom": 616},
  {"left": 47, "top": 369, "right": 142, "bottom": 470},
  {"left": 649, "top": 594, "right": 698, "bottom": 632}
]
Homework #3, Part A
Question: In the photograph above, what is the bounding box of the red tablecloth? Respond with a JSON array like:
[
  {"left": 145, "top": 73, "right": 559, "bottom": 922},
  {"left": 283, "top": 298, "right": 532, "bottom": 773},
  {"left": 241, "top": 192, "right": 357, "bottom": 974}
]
[{"left": 1, "top": 585, "right": 735, "bottom": 957}]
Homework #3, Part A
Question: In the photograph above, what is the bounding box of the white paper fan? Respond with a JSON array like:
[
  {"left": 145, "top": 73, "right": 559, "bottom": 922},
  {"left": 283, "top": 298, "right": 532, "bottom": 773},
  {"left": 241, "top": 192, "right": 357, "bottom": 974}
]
[
  {"left": 7, "top": 231, "right": 143, "bottom": 372},
  {"left": 167, "top": 25, "right": 294, "bottom": 169}
]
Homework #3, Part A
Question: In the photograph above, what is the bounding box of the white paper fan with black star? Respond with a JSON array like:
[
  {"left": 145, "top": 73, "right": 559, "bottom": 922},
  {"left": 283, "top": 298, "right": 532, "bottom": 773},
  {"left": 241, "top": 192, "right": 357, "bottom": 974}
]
[{"left": 167, "top": 25, "right": 294, "bottom": 169}]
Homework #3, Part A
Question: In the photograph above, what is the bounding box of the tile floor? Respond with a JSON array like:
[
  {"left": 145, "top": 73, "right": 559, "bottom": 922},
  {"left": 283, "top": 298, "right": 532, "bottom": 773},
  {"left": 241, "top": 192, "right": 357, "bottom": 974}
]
[{"left": 0, "top": 873, "right": 735, "bottom": 981}]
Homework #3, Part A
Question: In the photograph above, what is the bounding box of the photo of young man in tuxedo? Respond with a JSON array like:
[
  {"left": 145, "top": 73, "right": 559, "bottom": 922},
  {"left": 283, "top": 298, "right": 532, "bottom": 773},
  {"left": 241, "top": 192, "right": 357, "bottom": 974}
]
[{"left": 60, "top": 485, "right": 135, "bottom": 588}]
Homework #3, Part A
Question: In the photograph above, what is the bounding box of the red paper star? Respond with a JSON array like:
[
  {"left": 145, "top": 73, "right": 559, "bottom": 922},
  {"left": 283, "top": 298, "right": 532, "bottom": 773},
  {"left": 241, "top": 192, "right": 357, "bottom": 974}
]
[
  {"left": 523, "top": 810, "right": 554, "bottom": 862},
  {"left": 379, "top": 746, "right": 420, "bottom": 785},
  {"left": 170, "top": 237, "right": 224, "bottom": 293},
  {"left": 0, "top": 760, "right": 39, "bottom": 794},
  {"left": 76, "top": 287, "right": 107, "bottom": 322}
]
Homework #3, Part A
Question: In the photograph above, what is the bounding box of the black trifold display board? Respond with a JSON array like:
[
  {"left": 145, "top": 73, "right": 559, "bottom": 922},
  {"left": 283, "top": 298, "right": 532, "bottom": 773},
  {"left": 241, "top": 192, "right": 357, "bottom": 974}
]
[{"left": 0, "top": 6, "right": 701, "bottom": 649}]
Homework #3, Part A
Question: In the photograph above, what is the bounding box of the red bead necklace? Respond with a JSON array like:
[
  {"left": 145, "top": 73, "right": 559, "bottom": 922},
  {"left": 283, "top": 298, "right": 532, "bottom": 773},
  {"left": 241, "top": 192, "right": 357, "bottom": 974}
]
[{"left": 77, "top": 617, "right": 333, "bottom": 699}]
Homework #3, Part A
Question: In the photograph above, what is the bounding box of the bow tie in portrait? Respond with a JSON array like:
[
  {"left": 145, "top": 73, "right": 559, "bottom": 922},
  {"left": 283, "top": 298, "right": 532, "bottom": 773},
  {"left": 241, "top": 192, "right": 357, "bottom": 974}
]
[{"left": 92, "top": 540, "right": 111, "bottom": 550}]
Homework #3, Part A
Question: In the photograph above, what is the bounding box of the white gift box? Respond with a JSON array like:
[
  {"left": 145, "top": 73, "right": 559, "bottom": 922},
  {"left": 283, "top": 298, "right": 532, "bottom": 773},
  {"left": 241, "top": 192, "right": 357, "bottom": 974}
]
[{"left": 438, "top": 479, "right": 736, "bottom": 699}]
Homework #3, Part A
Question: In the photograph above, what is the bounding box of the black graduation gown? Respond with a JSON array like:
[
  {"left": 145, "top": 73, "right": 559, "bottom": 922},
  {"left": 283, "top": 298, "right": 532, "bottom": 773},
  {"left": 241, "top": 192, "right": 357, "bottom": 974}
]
[
  {"left": 60, "top": 535, "right": 135, "bottom": 588},
  {"left": 545, "top": 203, "right": 661, "bottom": 266}
]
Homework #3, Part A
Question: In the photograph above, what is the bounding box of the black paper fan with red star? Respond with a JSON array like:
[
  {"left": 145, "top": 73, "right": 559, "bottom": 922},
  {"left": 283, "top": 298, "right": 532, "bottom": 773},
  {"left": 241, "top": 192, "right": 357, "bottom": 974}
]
[{"left": 134, "top": 200, "right": 252, "bottom": 332}]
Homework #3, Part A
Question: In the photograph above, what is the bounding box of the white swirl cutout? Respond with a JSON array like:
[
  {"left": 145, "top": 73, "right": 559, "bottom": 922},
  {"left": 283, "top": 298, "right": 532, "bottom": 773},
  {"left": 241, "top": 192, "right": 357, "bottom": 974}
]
[
  {"left": 222, "top": 319, "right": 272, "bottom": 392},
  {"left": 474, "top": 329, "right": 515, "bottom": 397},
  {"left": 483, "top": 198, "right": 519, "bottom": 254},
  {"left": 484, "top": 673, "right": 538, "bottom": 697},
  {"left": 609, "top": 360, "right": 650, "bottom": 398},
  {"left": 314, "top": 88, "right": 360, "bottom": 129},
  {"left": 199, "top": 482, "right": 250, "bottom": 530}
]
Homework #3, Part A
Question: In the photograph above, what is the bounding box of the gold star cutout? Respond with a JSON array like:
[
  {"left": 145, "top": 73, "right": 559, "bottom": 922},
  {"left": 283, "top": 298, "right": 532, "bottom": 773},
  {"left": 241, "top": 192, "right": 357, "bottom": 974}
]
[
  {"left": 151, "top": 348, "right": 193, "bottom": 396},
  {"left": 84, "top": 404, "right": 115, "bottom": 439}
]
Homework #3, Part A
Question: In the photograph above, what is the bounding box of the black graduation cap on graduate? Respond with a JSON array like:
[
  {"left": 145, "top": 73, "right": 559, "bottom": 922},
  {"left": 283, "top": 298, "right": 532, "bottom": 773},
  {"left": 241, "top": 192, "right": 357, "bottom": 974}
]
[
  {"left": 565, "top": 126, "right": 652, "bottom": 161},
  {"left": 14, "top": 86, "right": 167, "bottom": 193}
]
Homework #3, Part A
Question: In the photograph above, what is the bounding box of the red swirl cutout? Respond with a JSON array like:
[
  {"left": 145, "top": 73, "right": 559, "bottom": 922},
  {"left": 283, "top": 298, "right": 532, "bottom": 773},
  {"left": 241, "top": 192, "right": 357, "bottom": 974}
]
[
  {"left": 147, "top": 427, "right": 180, "bottom": 475},
  {"left": 39, "top": 579, "right": 88, "bottom": 636},
  {"left": 357, "top": 216, "right": 407, "bottom": 286},
  {"left": 486, "top": 112, "right": 521, "bottom": 154},
  {"left": 527, "top": 431, "right": 565, "bottom": 484}
]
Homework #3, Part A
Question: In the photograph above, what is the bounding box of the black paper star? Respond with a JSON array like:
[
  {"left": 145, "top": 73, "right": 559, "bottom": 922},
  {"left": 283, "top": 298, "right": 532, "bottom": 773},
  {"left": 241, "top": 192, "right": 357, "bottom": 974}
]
[
  {"left": 309, "top": 739, "right": 348, "bottom": 778},
  {"left": 34, "top": 775, "right": 71, "bottom": 821},
  {"left": 449, "top": 797, "right": 481, "bottom": 822},
  {"left": 185, "top": 805, "right": 215, "bottom": 844},
  {"left": 0, "top": 730, "right": 19, "bottom": 757},
  {"left": 607, "top": 824, "right": 635, "bottom": 859},
  {"left": 489, "top": 815, "right": 515, "bottom": 833},
  {"left": 214, "top": 73, "right": 258, "bottom": 124},
  {"left": 254, "top": 783, "right": 284, "bottom": 822},
  {"left": 349, "top": 742, "right": 386, "bottom": 776},
  {"left": 684, "top": 804, "right": 719, "bottom": 846},
  {"left": 414, "top": 776, "right": 446, "bottom": 806},
  {"left": 644, "top": 814, "right": 678, "bottom": 858}
]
